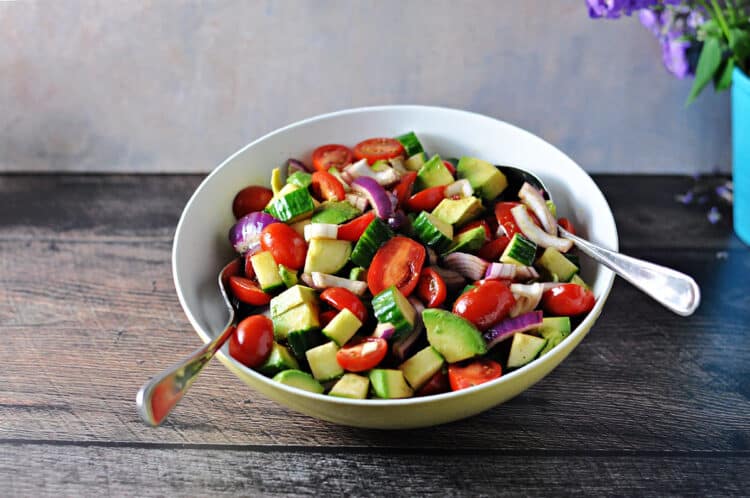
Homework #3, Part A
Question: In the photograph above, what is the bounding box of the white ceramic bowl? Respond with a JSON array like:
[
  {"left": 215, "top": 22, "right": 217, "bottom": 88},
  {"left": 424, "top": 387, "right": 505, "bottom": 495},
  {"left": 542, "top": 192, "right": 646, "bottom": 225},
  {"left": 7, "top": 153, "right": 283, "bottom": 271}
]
[{"left": 172, "top": 105, "right": 618, "bottom": 429}]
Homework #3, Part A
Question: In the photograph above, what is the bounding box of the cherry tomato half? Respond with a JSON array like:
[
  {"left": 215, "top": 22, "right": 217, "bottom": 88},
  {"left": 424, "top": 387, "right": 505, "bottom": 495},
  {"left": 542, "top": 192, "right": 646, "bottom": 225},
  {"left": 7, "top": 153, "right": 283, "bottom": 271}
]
[
  {"left": 448, "top": 359, "right": 503, "bottom": 391},
  {"left": 311, "top": 170, "right": 346, "bottom": 202},
  {"left": 229, "top": 315, "right": 274, "bottom": 368},
  {"left": 353, "top": 138, "right": 404, "bottom": 165},
  {"left": 260, "top": 223, "right": 307, "bottom": 270},
  {"left": 542, "top": 284, "right": 595, "bottom": 316},
  {"left": 320, "top": 287, "right": 368, "bottom": 323},
  {"left": 558, "top": 217, "right": 576, "bottom": 236},
  {"left": 232, "top": 185, "right": 274, "bottom": 219},
  {"left": 312, "top": 144, "right": 353, "bottom": 172},
  {"left": 405, "top": 186, "right": 446, "bottom": 212},
  {"left": 416, "top": 267, "right": 447, "bottom": 308},
  {"left": 337, "top": 212, "right": 375, "bottom": 242},
  {"left": 393, "top": 172, "right": 418, "bottom": 208},
  {"left": 494, "top": 201, "right": 523, "bottom": 238},
  {"left": 229, "top": 276, "right": 272, "bottom": 306},
  {"left": 415, "top": 368, "right": 451, "bottom": 396},
  {"left": 452, "top": 280, "right": 516, "bottom": 331},
  {"left": 336, "top": 337, "right": 388, "bottom": 372},
  {"left": 367, "top": 236, "right": 426, "bottom": 297},
  {"left": 477, "top": 235, "right": 511, "bottom": 261}
]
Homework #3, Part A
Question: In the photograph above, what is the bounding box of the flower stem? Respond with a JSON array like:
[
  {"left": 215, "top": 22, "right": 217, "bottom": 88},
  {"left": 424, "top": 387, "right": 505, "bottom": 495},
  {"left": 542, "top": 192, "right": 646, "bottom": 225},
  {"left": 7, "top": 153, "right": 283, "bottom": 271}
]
[{"left": 710, "top": 0, "right": 733, "bottom": 44}]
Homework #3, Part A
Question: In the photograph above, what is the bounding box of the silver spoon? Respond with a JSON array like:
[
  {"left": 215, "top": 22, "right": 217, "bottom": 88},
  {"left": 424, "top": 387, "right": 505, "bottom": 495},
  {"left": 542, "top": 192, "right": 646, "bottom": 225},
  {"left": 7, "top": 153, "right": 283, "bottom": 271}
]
[
  {"left": 498, "top": 166, "right": 701, "bottom": 316},
  {"left": 136, "top": 258, "right": 239, "bottom": 426}
]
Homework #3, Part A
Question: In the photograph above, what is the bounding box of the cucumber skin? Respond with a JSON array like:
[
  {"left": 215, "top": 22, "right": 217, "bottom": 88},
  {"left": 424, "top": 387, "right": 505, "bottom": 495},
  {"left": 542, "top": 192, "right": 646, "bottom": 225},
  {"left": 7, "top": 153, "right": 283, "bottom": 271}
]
[
  {"left": 413, "top": 212, "right": 452, "bottom": 253},
  {"left": 350, "top": 218, "right": 394, "bottom": 267},
  {"left": 372, "top": 287, "right": 414, "bottom": 339},
  {"left": 395, "top": 131, "right": 424, "bottom": 157}
]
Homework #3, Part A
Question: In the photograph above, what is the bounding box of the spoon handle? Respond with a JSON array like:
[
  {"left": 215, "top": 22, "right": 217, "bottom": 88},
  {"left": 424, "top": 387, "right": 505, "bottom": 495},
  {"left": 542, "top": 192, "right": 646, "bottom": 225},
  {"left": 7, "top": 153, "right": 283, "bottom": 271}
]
[
  {"left": 136, "top": 324, "right": 234, "bottom": 426},
  {"left": 558, "top": 226, "right": 701, "bottom": 316}
]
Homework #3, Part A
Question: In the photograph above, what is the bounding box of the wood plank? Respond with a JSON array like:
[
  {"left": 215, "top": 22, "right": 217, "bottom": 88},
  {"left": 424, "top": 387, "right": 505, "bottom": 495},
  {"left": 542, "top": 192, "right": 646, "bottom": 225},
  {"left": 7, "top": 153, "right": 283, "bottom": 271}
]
[
  {"left": 0, "top": 174, "right": 741, "bottom": 249},
  {"left": 1, "top": 238, "right": 747, "bottom": 450},
  {"left": 1, "top": 443, "right": 747, "bottom": 497}
]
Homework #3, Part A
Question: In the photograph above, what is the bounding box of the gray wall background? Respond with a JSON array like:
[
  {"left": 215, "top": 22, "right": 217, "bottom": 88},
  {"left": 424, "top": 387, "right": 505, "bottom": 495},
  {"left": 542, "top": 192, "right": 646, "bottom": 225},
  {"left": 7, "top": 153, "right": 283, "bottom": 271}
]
[{"left": 0, "top": 0, "right": 731, "bottom": 174}]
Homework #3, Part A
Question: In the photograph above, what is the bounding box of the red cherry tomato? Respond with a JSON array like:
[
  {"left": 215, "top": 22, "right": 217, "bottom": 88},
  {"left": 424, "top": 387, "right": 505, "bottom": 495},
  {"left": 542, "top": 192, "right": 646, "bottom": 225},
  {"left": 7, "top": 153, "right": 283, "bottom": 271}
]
[
  {"left": 336, "top": 337, "right": 388, "bottom": 372},
  {"left": 311, "top": 170, "right": 346, "bottom": 202},
  {"left": 477, "top": 236, "right": 511, "bottom": 261},
  {"left": 558, "top": 217, "right": 576, "bottom": 235},
  {"left": 232, "top": 185, "right": 274, "bottom": 219},
  {"left": 320, "top": 287, "right": 368, "bottom": 323},
  {"left": 494, "top": 202, "right": 523, "bottom": 238},
  {"left": 452, "top": 280, "right": 516, "bottom": 331},
  {"left": 312, "top": 144, "right": 353, "bottom": 172},
  {"left": 337, "top": 212, "right": 376, "bottom": 241},
  {"left": 228, "top": 276, "right": 272, "bottom": 306},
  {"left": 229, "top": 315, "right": 274, "bottom": 368},
  {"left": 320, "top": 310, "right": 338, "bottom": 328},
  {"left": 448, "top": 359, "right": 503, "bottom": 391},
  {"left": 393, "top": 172, "right": 418, "bottom": 208},
  {"left": 442, "top": 160, "right": 456, "bottom": 176},
  {"left": 542, "top": 284, "right": 595, "bottom": 316},
  {"left": 459, "top": 220, "right": 492, "bottom": 241},
  {"left": 353, "top": 138, "right": 404, "bottom": 165},
  {"left": 405, "top": 186, "right": 446, "bottom": 212},
  {"left": 243, "top": 252, "right": 256, "bottom": 279},
  {"left": 416, "top": 267, "right": 447, "bottom": 308},
  {"left": 260, "top": 223, "right": 307, "bottom": 270},
  {"left": 415, "top": 368, "right": 451, "bottom": 396},
  {"left": 367, "top": 236, "right": 426, "bottom": 297}
]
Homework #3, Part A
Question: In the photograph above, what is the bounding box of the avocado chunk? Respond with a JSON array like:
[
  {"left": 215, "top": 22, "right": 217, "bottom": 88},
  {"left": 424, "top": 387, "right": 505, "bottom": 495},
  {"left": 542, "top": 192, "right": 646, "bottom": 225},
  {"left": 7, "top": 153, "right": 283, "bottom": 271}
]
[
  {"left": 322, "top": 308, "right": 362, "bottom": 346},
  {"left": 405, "top": 152, "right": 427, "bottom": 171},
  {"left": 369, "top": 369, "right": 414, "bottom": 399},
  {"left": 457, "top": 157, "right": 508, "bottom": 200},
  {"left": 507, "top": 333, "right": 547, "bottom": 368},
  {"left": 272, "top": 369, "right": 325, "bottom": 394},
  {"left": 303, "top": 239, "right": 351, "bottom": 274},
  {"left": 431, "top": 196, "right": 484, "bottom": 227},
  {"left": 537, "top": 317, "right": 572, "bottom": 357},
  {"left": 305, "top": 342, "right": 344, "bottom": 381},
  {"left": 270, "top": 285, "right": 318, "bottom": 316},
  {"left": 329, "top": 373, "right": 370, "bottom": 399},
  {"left": 311, "top": 201, "right": 361, "bottom": 224},
  {"left": 444, "top": 226, "right": 487, "bottom": 255},
  {"left": 423, "top": 309, "right": 487, "bottom": 363},
  {"left": 258, "top": 342, "right": 299, "bottom": 376},
  {"left": 415, "top": 155, "right": 454, "bottom": 191},
  {"left": 399, "top": 346, "right": 445, "bottom": 390}
]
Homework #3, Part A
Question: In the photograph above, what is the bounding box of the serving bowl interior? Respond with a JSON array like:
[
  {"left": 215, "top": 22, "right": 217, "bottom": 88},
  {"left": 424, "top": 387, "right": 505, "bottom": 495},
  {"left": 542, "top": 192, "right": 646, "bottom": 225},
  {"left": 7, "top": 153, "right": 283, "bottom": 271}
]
[{"left": 172, "top": 105, "right": 618, "bottom": 429}]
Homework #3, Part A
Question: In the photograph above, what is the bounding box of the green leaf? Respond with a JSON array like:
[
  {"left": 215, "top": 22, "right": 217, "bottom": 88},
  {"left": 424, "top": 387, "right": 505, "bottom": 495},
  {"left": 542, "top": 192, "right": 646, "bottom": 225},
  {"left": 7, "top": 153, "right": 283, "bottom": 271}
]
[
  {"left": 687, "top": 37, "right": 723, "bottom": 105},
  {"left": 729, "top": 29, "right": 750, "bottom": 61},
  {"left": 714, "top": 58, "right": 735, "bottom": 91}
]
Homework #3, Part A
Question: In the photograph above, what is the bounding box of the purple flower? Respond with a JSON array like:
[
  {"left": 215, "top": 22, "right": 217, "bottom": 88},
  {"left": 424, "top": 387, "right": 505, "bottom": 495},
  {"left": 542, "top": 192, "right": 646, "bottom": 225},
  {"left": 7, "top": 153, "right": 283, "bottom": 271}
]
[
  {"left": 661, "top": 31, "right": 692, "bottom": 78},
  {"left": 639, "top": 9, "right": 663, "bottom": 35},
  {"left": 587, "top": 0, "right": 659, "bottom": 18}
]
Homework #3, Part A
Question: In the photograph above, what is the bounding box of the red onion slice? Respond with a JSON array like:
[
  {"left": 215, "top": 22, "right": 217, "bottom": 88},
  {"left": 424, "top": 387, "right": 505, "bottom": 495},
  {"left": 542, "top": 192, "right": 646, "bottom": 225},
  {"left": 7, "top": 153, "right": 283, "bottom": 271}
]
[
  {"left": 511, "top": 205, "right": 573, "bottom": 252},
  {"left": 509, "top": 283, "right": 544, "bottom": 317},
  {"left": 309, "top": 272, "right": 368, "bottom": 295},
  {"left": 483, "top": 311, "right": 543, "bottom": 349},
  {"left": 373, "top": 322, "right": 396, "bottom": 341},
  {"left": 351, "top": 176, "right": 394, "bottom": 219},
  {"left": 228, "top": 211, "right": 279, "bottom": 254},
  {"left": 288, "top": 158, "right": 314, "bottom": 173},
  {"left": 442, "top": 252, "right": 489, "bottom": 281},
  {"left": 519, "top": 182, "right": 556, "bottom": 235},
  {"left": 485, "top": 263, "right": 517, "bottom": 280}
]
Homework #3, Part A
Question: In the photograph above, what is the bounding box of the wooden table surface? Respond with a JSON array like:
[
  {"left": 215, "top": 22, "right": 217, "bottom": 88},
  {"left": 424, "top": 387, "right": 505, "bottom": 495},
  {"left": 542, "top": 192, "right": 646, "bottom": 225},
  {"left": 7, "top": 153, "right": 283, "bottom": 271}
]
[{"left": 1, "top": 174, "right": 748, "bottom": 496}]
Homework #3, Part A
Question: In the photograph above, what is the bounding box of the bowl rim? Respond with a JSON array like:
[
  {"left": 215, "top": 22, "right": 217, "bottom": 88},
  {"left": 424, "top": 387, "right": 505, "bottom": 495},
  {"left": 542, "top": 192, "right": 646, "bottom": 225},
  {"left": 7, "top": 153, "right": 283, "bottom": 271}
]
[{"left": 172, "top": 104, "right": 618, "bottom": 407}]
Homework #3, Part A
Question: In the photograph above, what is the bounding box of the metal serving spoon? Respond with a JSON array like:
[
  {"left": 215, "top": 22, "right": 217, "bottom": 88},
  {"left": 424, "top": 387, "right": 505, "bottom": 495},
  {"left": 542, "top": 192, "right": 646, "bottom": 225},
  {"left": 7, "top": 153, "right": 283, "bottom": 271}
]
[
  {"left": 498, "top": 166, "right": 701, "bottom": 317},
  {"left": 136, "top": 259, "right": 239, "bottom": 426}
]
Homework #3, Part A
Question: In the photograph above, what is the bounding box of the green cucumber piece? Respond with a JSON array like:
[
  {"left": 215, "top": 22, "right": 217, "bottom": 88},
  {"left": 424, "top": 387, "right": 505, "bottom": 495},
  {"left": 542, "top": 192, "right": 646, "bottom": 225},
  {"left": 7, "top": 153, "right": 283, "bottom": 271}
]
[
  {"left": 538, "top": 317, "right": 572, "bottom": 357},
  {"left": 272, "top": 302, "right": 320, "bottom": 341},
  {"left": 507, "top": 333, "right": 547, "bottom": 368},
  {"left": 415, "top": 154, "right": 454, "bottom": 191},
  {"left": 287, "top": 328, "right": 325, "bottom": 362},
  {"left": 270, "top": 285, "right": 317, "bottom": 317},
  {"left": 371, "top": 159, "right": 390, "bottom": 172},
  {"left": 350, "top": 217, "right": 394, "bottom": 267},
  {"left": 536, "top": 247, "right": 579, "bottom": 281},
  {"left": 369, "top": 369, "right": 413, "bottom": 399},
  {"left": 570, "top": 274, "right": 591, "bottom": 290},
  {"left": 266, "top": 187, "right": 315, "bottom": 222},
  {"left": 328, "top": 373, "right": 370, "bottom": 399},
  {"left": 304, "top": 239, "right": 352, "bottom": 274},
  {"left": 305, "top": 341, "right": 344, "bottom": 381},
  {"left": 272, "top": 369, "right": 324, "bottom": 394},
  {"left": 564, "top": 253, "right": 581, "bottom": 268},
  {"left": 423, "top": 308, "right": 487, "bottom": 363},
  {"left": 372, "top": 286, "right": 416, "bottom": 339},
  {"left": 258, "top": 342, "right": 299, "bottom": 376},
  {"left": 399, "top": 346, "right": 445, "bottom": 390},
  {"left": 349, "top": 267, "right": 366, "bottom": 281},
  {"left": 250, "top": 251, "right": 284, "bottom": 292},
  {"left": 413, "top": 211, "right": 453, "bottom": 253},
  {"left": 404, "top": 152, "right": 427, "bottom": 171},
  {"left": 322, "top": 308, "right": 362, "bottom": 346},
  {"left": 444, "top": 226, "right": 486, "bottom": 255},
  {"left": 278, "top": 264, "right": 298, "bottom": 288},
  {"left": 500, "top": 233, "right": 537, "bottom": 267},
  {"left": 395, "top": 131, "right": 424, "bottom": 157},
  {"left": 311, "top": 201, "right": 361, "bottom": 224},
  {"left": 287, "top": 171, "right": 312, "bottom": 189}
]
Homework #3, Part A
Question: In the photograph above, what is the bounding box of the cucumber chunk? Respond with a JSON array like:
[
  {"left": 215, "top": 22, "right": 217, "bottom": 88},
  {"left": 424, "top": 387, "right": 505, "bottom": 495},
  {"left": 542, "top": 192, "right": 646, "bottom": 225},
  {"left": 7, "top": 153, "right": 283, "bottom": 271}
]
[
  {"left": 413, "top": 211, "right": 453, "bottom": 253},
  {"left": 329, "top": 373, "right": 370, "bottom": 399},
  {"left": 415, "top": 155, "right": 454, "bottom": 191},
  {"left": 507, "top": 333, "right": 547, "bottom": 368},
  {"left": 372, "top": 286, "right": 416, "bottom": 339},
  {"left": 369, "top": 369, "right": 414, "bottom": 399},
  {"left": 287, "top": 171, "right": 312, "bottom": 189},
  {"left": 258, "top": 342, "right": 299, "bottom": 376},
  {"left": 305, "top": 341, "right": 344, "bottom": 381},
  {"left": 395, "top": 131, "right": 424, "bottom": 157},
  {"left": 266, "top": 187, "right": 315, "bottom": 222},
  {"left": 278, "top": 264, "right": 298, "bottom": 288},
  {"left": 322, "top": 308, "right": 362, "bottom": 346},
  {"left": 350, "top": 217, "right": 394, "bottom": 267},
  {"left": 399, "top": 346, "right": 445, "bottom": 390},
  {"left": 536, "top": 247, "right": 578, "bottom": 281},
  {"left": 304, "top": 239, "right": 352, "bottom": 274},
  {"left": 250, "top": 251, "right": 284, "bottom": 292},
  {"left": 500, "top": 233, "right": 537, "bottom": 267},
  {"left": 272, "top": 369, "right": 324, "bottom": 394},
  {"left": 405, "top": 152, "right": 427, "bottom": 172}
]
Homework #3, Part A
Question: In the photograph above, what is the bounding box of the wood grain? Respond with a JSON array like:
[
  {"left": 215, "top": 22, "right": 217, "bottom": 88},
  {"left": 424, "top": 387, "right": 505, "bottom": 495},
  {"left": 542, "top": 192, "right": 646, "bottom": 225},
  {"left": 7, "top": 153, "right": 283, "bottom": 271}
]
[{"left": 2, "top": 443, "right": 748, "bottom": 497}]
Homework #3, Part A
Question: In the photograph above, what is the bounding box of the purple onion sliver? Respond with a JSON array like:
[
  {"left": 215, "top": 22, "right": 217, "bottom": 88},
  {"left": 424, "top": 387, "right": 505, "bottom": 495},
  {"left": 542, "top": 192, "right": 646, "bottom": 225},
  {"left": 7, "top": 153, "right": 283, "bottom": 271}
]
[
  {"left": 288, "top": 158, "right": 313, "bottom": 173},
  {"left": 442, "top": 252, "right": 489, "bottom": 281},
  {"left": 485, "top": 262, "right": 516, "bottom": 280},
  {"left": 228, "top": 211, "right": 279, "bottom": 254},
  {"left": 373, "top": 322, "right": 396, "bottom": 341},
  {"left": 483, "top": 311, "right": 543, "bottom": 350},
  {"left": 351, "top": 176, "right": 393, "bottom": 219}
]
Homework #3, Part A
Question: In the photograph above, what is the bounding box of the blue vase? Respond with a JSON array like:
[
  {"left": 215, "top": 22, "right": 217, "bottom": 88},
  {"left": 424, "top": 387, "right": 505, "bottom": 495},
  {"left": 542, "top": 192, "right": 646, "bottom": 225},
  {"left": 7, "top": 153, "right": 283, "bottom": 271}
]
[{"left": 734, "top": 67, "right": 750, "bottom": 245}]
